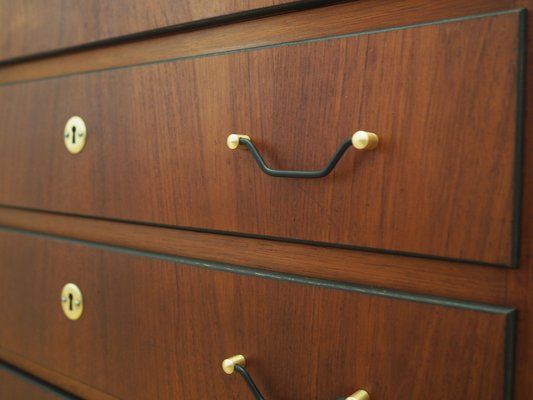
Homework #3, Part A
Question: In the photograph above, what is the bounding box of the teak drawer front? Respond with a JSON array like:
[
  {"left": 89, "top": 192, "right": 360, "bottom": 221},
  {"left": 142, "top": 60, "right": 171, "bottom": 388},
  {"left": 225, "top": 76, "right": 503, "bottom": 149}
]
[
  {"left": 0, "top": 11, "right": 523, "bottom": 266},
  {"left": 0, "top": 0, "right": 301, "bottom": 62},
  {"left": 0, "top": 231, "right": 515, "bottom": 399},
  {"left": 0, "top": 362, "right": 76, "bottom": 400}
]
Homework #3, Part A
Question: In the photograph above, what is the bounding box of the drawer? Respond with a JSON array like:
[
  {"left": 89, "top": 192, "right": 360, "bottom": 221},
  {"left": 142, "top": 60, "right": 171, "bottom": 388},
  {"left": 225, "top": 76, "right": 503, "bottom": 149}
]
[
  {"left": 0, "top": 230, "right": 515, "bottom": 399},
  {"left": 0, "top": 362, "right": 77, "bottom": 399},
  {"left": 0, "top": 0, "right": 303, "bottom": 62},
  {"left": 0, "top": 10, "right": 524, "bottom": 266}
]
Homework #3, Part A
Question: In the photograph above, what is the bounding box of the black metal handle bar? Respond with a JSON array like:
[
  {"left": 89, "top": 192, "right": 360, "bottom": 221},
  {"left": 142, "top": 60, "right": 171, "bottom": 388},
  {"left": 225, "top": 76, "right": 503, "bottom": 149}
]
[
  {"left": 222, "top": 355, "right": 370, "bottom": 400},
  {"left": 226, "top": 131, "right": 378, "bottom": 179}
]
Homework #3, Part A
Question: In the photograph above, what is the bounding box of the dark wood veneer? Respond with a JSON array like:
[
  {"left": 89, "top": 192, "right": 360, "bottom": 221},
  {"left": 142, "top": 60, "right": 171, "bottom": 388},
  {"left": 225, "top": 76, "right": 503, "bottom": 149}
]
[
  {"left": 0, "top": 12, "right": 522, "bottom": 265},
  {"left": 0, "top": 231, "right": 514, "bottom": 400}
]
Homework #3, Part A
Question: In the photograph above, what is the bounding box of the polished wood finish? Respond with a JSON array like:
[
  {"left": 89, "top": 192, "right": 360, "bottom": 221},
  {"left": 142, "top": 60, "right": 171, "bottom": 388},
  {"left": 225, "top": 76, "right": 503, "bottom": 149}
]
[
  {"left": 0, "top": 207, "right": 508, "bottom": 304},
  {"left": 0, "top": 363, "right": 74, "bottom": 399},
  {"left": 0, "top": 231, "right": 514, "bottom": 400},
  {"left": 0, "top": 0, "right": 306, "bottom": 63},
  {"left": 0, "top": 12, "right": 521, "bottom": 265},
  {"left": 0, "top": 0, "right": 514, "bottom": 84},
  {"left": 1, "top": 0, "right": 531, "bottom": 398}
]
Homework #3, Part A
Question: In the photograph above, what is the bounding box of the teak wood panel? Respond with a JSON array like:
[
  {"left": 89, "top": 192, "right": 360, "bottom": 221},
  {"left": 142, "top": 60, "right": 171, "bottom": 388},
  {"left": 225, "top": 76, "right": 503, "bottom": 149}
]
[
  {"left": 0, "top": 0, "right": 304, "bottom": 62},
  {"left": 0, "top": 12, "right": 522, "bottom": 265},
  {"left": 0, "top": 0, "right": 515, "bottom": 84},
  {"left": 0, "top": 363, "right": 75, "bottom": 400},
  {"left": 0, "top": 231, "right": 514, "bottom": 400}
]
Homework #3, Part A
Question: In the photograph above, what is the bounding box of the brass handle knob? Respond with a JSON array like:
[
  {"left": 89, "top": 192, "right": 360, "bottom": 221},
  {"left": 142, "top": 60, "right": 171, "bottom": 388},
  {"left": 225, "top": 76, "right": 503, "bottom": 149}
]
[
  {"left": 226, "top": 131, "right": 379, "bottom": 179},
  {"left": 346, "top": 390, "right": 371, "bottom": 400},
  {"left": 352, "top": 131, "right": 379, "bottom": 150},
  {"left": 222, "top": 354, "right": 246, "bottom": 374},
  {"left": 222, "top": 355, "right": 264, "bottom": 399}
]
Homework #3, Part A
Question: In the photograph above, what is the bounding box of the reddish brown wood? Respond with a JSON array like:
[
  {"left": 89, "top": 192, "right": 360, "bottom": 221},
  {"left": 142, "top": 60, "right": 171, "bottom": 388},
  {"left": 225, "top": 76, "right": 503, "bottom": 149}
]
[
  {"left": 0, "top": 366, "right": 70, "bottom": 399},
  {"left": 0, "top": 231, "right": 513, "bottom": 400},
  {"left": 0, "top": 12, "right": 521, "bottom": 265},
  {"left": 0, "top": 0, "right": 514, "bottom": 84},
  {"left": 0, "top": 206, "right": 508, "bottom": 304},
  {"left": 0, "top": 0, "right": 306, "bottom": 62}
]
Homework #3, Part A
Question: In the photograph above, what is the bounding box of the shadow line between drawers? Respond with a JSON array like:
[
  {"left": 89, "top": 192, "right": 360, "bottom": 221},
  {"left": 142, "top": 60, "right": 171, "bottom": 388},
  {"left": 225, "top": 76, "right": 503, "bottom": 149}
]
[
  {"left": 0, "top": 357, "right": 80, "bottom": 399},
  {"left": 0, "top": 225, "right": 515, "bottom": 314},
  {"left": 0, "top": 203, "right": 521, "bottom": 269},
  {"left": 0, "top": 8, "right": 524, "bottom": 88}
]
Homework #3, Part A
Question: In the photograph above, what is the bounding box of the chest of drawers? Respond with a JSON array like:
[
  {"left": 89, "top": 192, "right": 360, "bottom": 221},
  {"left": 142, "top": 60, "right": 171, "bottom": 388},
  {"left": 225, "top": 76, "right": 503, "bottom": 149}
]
[{"left": 0, "top": 1, "right": 531, "bottom": 399}]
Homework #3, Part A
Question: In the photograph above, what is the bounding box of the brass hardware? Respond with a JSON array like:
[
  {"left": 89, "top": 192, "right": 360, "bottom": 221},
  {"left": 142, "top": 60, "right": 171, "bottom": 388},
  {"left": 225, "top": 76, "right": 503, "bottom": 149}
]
[
  {"left": 346, "top": 389, "right": 371, "bottom": 400},
  {"left": 227, "top": 134, "right": 251, "bottom": 150},
  {"left": 60, "top": 283, "right": 84, "bottom": 320},
  {"left": 352, "top": 131, "right": 379, "bottom": 150},
  {"left": 222, "top": 354, "right": 246, "bottom": 374},
  {"left": 64, "top": 116, "right": 87, "bottom": 154}
]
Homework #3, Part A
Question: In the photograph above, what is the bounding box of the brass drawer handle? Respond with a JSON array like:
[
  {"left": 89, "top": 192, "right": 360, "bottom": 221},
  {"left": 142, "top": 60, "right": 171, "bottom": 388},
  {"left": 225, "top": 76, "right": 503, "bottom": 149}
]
[
  {"left": 222, "top": 354, "right": 370, "bottom": 400},
  {"left": 226, "top": 131, "right": 378, "bottom": 179}
]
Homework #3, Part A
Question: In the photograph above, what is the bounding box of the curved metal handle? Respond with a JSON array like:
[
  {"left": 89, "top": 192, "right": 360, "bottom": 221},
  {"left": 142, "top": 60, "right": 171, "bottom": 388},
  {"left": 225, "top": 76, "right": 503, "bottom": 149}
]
[
  {"left": 222, "top": 355, "right": 370, "bottom": 400},
  {"left": 226, "top": 131, "right": 379, "bottom": 179}
]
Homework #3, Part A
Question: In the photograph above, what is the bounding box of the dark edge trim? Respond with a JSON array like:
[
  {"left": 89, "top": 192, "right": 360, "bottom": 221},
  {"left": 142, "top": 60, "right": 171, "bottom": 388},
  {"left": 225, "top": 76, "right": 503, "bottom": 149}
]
[
  {"left": 0, "top": 361, "right": 79, "bottom": 399},
  {"left": 0, "top": 8, "right": 523, "bottom": 88},
  {"left": 0, "top": 203, "right": 514, "bottom": 269},
  {"left": 511, "top": 10, "right": 527, "bottom": 268},
  {"left": 0, "top": 0, "right": 342, "bottom": 66},
  {"left": 0, "top": 225, "right": 516, "bottom": 316},
  {"left": 503, "top": 311, "right": 517, "bottom": 400}
]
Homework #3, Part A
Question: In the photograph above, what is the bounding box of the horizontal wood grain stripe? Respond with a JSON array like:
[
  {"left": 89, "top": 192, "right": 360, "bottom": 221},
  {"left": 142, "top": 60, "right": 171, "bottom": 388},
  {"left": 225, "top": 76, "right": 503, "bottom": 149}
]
[
  {"left": 0, "top": 207, "right": 509, "bottom": 305},
  {"left": 0, "top": 0, "right": 514, "bottom": 84}
]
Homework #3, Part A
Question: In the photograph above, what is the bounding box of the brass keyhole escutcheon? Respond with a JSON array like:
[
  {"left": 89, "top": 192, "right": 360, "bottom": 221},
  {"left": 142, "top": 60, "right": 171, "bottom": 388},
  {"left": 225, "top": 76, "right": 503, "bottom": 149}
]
[
  {"left": 63, "top": 116, "right": 87, "bottom": 154},
  {"left": 60, "top": 283, "right": 84, "bottom": 320}
]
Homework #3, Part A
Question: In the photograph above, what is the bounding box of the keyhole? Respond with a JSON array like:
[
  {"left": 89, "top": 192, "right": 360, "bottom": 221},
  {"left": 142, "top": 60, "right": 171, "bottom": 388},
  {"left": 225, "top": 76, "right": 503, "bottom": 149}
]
[
  {"left": 71, "top": 126, "right": 76, "bottom": 145},
  {"left": 68, "top": 293, "right": 73, "bottom": 311}
]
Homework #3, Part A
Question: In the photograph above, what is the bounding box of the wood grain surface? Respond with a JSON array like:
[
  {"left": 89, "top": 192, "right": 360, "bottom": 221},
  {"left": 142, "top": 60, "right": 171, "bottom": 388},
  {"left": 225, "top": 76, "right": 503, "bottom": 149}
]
[
  {"left": 0, "top": 12, "right": 522, "bottom": 265},
  {"left": 0, "top": 0, "right": 311, "bottom": 63},
  {"left": 0, "top": 230, "right": 514, "bottom": 400},
  {"left": 0, "top": 363, "right": 76, "bottom": 399},
  {"left": 0, "top": 0, "right": 515, "bottom": 84},
  {"left": 0, "top": 207, "right": 509, "bottom": 305}
]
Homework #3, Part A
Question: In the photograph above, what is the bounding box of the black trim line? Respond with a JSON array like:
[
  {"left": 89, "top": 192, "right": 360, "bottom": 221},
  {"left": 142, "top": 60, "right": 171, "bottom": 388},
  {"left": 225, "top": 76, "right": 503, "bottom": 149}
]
[
  {"left": 510, "top": 9, "right": 527, "bottom": 268},
  {"left": 0, "top": 361, "right": 79, "bottom": 399},
  {"left": 503, "top": 311, "right": 517, "bottom": 400}
]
